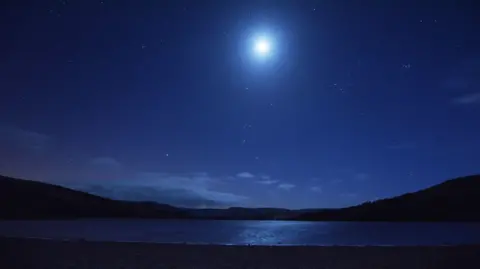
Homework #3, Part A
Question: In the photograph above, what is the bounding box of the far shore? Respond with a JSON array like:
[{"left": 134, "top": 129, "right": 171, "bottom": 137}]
[{"left": 2, "top": 237, "right": 480, "bottom": 269}]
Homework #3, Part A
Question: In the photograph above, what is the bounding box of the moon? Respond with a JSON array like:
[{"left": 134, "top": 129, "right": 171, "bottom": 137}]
[{"left": 254, "top": 38, "right": 271, "bottom": 56}]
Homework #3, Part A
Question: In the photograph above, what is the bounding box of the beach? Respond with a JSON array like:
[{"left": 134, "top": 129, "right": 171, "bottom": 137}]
[{"left": 2, "top": 237, "right": 480, "bottom": 269}]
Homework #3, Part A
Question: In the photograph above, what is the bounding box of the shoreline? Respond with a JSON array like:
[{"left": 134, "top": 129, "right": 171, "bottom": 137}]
[
  {"left": 3, "top": 237, "right": 480, "bottom": 268},
  {"left": 1, "top": 235, "right": 476, "bottom": 247}
]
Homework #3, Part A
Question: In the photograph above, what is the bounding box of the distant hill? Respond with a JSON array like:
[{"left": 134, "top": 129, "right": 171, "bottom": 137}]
[
  {"left": 0, "top": 175, "right": 187, "bottom": 219},
  {"left": 188, "top": 207, "right": 296, "bottom": 220},
  {"left": 2, "top": 174, "right": 480, "bottom": 221},
  {"left": 191, "top": 207, "right": 324, "bottom": 220},
  {"left": 295, "top": 175, "right": 480, "bottom": 222}
]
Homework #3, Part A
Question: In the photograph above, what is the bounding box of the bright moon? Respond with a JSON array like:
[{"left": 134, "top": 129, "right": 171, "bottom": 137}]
[{"left": 254, "top": 39, "right": 271, "bottom": 55}]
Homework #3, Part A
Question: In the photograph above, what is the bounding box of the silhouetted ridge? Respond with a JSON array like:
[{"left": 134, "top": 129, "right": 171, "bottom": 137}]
[
  {"left": 2, "top": 174, "right": 480, "bottom": 221},
  {"left": 0, "top": 175, "right": 187, "bottom": 219},
  {"left": 295, "top": 175, "right": 480, "bottom": 221}
]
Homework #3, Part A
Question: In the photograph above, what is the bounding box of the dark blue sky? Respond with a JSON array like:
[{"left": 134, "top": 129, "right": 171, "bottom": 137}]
[{"left": 1, "top": 1, "right": 479, "bottom": 208}]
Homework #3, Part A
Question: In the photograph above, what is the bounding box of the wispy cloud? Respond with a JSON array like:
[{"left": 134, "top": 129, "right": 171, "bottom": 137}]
[
  {"left": 452, "top": 92, "right": 480, "bottom": 105},
  {"left": 90, "top": 157, "right": 121, "bottom": 168},
  {"left": 0, "top": 126, "right": 50, "bottom": 151},
  {"left": 75, "top": 172, "right": 248, "bottom": 208},
  {"left": 236, "top": 172, "right": 255, "bottom": 178},
  {"left": 255, "top": 179, "right": 279, "bottom": 185},
  {"left": 278, "top": 183, "right": 295, "bottom": 191},
  {"left": 310, "top": 186, "right": 322, "bottom": 193}
]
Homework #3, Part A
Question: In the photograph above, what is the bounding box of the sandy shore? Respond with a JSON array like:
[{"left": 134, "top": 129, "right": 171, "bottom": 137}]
[{"left": 2, "top": 237, "right": 480, "bottom": 269}]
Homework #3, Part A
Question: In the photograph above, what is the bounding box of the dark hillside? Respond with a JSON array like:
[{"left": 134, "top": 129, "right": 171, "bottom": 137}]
[
  {"left": 296, "top": 175, "right": 480, "bottom": 221},
  {"left": 0, "top": 175, "right": 187, "bottom": 219}
]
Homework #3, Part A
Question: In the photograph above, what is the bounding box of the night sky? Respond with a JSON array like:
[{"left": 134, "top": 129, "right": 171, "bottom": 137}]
[{"left": 1, "top": 1, "right": 479, "bottom": 209}]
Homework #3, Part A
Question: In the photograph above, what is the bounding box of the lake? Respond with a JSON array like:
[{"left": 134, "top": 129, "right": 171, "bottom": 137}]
[{"left": 1, "top": 220, "right": 480, "bottom": 246}]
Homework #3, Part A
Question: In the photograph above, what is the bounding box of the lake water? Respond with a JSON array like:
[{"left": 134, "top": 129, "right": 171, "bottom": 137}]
[{"left": 1, "top": 220, "right": 480, "bottom": 246}]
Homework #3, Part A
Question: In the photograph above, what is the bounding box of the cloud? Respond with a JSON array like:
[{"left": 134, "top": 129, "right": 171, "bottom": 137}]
[
  {"left": 310, "top": 186, "right": 322, "bottom": 193},
  {"left": 79, "top": 185, "right": 231, "bottom": 208},
  {"left": 354, "top": 173, "right": 369, "bottom": 181},
  {"left": 278, "top": 183, "right": 295, "bottom": 191},
  {"left": 236, "top": 172, "right": 255, "bottom": 178},
  {"left": 90, "top": 157, "right": 121, "bottom": 168},
  {"left": 255, "top": 179, "right": 279, "bottom": 185},
  {"left": 259, "top": 174, "right": 270, "bottom": 180},
  {"left": 452, "top": 92, "right": 480, "bottom": 105},
  {"left": 0, "top": 126, "right": 50, "bottom": 151},
  {"left": 74, "top": 172, "right": 248, "bottom": 208}
]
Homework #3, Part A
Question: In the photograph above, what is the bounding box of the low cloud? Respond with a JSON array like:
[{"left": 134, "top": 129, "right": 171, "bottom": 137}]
[
  {"left": 0, "top": 126, "right": 50, "bottom": 151},
  {"left": 74, "top": 172, "right": 248, "bottom": 208},
  {"left": 255, "top": 179, "right": 279, "bottom": 185},
  {"left": 90, "top": 157, "right": 121, "bottom": 168},
  {"left": 310, "top": 186, "right": 322, "bottom": 193},
  {"left": 79, "top": 185, "right": 234, "bottom": 208},
  {"left": 278, "top": 183, "right": 295, "bottom": 191},
  {"left": 452, "top": 92, "right": 480, "bottom": 105},
  {"left": 236, "top": 172, "right": 255, "bottom": 178}
]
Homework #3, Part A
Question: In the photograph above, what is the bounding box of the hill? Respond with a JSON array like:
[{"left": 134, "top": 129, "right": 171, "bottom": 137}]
[
  {"left": 0, "top": 175, "right": 187, "bottom": 219},
  {"left": 187, "top": 207, "right": 294, "bottom": 220},
  {"left": 295, "top": 175, "right": 480, "bottom": 221},
  {"left": 2, "top": 174, "right": 480, "bottom": 221}
]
